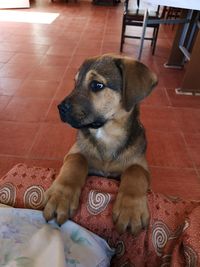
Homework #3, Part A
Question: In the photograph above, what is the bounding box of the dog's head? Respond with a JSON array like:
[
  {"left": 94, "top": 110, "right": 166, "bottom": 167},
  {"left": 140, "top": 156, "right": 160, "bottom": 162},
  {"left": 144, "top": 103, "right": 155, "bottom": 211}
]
[{"left": 58, "top": 54, "right": 158, "bottom": 129}]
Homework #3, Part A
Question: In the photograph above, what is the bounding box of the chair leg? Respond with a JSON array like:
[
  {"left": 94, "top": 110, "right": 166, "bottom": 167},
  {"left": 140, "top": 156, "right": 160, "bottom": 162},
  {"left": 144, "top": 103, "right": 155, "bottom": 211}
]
[
  {"left": 138, "top": 9, "right": 148, "bottom": 61},
  {"left": 151, "top": 26, "right": 157, "bottom": 48},
  {"left": 152, "top": 26, "right": 159, "bottom": 55},
  {"left": 151, "top": 27, "right": 156, "bottom": 46},
  {"left": 120, "top": 17, "right": 126, "bottom": 52}
]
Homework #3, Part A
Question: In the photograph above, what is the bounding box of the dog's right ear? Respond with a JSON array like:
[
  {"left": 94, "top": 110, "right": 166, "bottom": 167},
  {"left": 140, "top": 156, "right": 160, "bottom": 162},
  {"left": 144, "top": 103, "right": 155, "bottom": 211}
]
[{"left": 115, "top": 57, "right": 158, "bottom": 112}]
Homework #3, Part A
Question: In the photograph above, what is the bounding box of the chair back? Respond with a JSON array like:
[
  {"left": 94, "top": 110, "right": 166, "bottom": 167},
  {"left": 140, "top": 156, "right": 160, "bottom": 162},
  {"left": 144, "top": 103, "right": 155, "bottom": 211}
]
[{"left": 124, "top": 0, "right": 141, "bottom": 13}]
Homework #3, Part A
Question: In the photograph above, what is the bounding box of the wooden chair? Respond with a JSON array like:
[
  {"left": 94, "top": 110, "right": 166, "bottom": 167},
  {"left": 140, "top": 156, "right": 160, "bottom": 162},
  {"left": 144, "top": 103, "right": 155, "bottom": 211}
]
[{"left": 120, "top": 0, "right": 162, "bottom": 56}]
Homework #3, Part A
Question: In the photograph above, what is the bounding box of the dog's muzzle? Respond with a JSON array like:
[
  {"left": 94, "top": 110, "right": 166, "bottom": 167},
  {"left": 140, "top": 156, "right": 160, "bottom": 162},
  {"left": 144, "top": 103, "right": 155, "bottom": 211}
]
[{"left": 57, "top": 102, "right": 106, "bottom": 129}]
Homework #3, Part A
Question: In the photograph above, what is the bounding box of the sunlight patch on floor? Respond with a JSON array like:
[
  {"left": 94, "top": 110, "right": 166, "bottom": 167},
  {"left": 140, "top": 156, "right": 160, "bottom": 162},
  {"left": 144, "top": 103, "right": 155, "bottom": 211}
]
[{"left": 0, "top": 10, "right": 59, "bottom": 24}]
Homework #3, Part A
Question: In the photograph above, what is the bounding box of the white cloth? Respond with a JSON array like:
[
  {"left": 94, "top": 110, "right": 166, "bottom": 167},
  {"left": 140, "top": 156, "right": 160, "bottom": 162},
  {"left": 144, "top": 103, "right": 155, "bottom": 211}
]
[{"left": 0, "top": 208, "right": 114, "bottom": 267}]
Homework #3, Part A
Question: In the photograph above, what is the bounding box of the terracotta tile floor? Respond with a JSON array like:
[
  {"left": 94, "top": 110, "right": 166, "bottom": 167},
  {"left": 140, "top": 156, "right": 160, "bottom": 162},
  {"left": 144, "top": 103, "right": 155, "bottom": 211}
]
[{"left": 0, "top": 0, "right": 200, "bottom": 199}]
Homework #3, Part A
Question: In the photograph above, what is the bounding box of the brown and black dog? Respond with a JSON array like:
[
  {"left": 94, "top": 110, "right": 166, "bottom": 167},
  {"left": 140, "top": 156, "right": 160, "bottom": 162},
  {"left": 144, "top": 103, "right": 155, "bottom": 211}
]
[{"left": 43, "top": 54, "right": 158, "bottom": 235}]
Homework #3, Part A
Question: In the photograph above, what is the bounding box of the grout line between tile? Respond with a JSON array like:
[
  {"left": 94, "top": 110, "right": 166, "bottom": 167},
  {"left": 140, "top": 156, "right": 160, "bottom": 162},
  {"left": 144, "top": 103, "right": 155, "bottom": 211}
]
[
  {"left": 181, "top": 131, "right": 200, "bottom": 179},
  {"left": 163, "top": 87, "right": 172, "bottom": 106},
  {"left": 99, "top": 8, "right": 110, "bottom": 54}
]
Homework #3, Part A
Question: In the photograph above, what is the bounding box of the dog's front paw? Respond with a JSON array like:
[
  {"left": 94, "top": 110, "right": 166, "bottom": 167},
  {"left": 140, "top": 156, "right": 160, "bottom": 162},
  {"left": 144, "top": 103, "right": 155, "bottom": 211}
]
[
  {"left": 112, "top": 193, "right": 149, "bottom": 235},
  {"left": 43, "top": 182, "right": 81, "bottom": 225}
]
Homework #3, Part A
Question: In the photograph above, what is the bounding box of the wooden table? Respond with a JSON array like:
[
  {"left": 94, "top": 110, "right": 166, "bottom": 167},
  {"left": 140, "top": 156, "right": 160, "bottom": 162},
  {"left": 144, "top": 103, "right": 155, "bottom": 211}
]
[
  {"left": 140, "top": 0, "right": 200, "bottom": 94},
  {"left": 145, "top": 0, "right": 200, "bottom": 11}
]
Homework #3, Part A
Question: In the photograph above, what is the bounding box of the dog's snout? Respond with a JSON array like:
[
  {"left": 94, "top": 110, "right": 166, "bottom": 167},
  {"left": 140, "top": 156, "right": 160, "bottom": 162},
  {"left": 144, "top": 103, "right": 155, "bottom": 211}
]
[
  {"left": 57, "top": 99, "right": 73, "bottom": 123},
  {"left": 58, "top": 100, "right": 72, "bottom": 114}
]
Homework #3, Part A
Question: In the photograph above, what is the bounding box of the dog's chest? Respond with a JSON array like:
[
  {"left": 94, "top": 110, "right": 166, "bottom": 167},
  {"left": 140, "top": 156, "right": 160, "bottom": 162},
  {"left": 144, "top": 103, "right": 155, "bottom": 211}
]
[
  {"left": 95, "top": 128, "right": 112, "bottom": 144},
  {"left": 78, "top": 128, "right": 145, "bottom": 176},
  {"left": 91, "top": 127, "right": 125, "bottom": 157}
]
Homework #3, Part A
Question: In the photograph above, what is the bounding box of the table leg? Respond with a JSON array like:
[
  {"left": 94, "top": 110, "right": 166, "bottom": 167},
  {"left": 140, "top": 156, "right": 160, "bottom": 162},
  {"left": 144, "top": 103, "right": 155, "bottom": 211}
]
[
  {"left": 176, "top": 29, "right": 200, "bottom": 94},
  {"left": 165, "top": 9, "right": 189, "bottom": 68}
]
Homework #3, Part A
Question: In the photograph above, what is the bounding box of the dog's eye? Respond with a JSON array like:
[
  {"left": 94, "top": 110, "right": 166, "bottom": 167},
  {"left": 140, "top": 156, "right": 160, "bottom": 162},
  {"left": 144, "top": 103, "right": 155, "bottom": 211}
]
[{"left": 90, "top": 80, "right": 105, "bottom": 92}]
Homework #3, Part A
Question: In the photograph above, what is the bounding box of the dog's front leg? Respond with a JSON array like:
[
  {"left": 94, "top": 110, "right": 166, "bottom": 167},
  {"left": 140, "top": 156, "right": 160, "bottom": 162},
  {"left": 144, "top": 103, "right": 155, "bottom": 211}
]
[
  {"left": 43, "top": 153, "right": 88, "bottom": 225},
  {"left": 113, "top": 164, "right": 150, "bottom": 235}
]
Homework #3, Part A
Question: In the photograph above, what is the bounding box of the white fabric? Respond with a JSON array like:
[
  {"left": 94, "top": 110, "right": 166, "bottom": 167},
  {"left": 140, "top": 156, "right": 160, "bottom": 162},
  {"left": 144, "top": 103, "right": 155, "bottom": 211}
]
[{"left": 0, "top": 208, "right": 114, "bottom": 267}]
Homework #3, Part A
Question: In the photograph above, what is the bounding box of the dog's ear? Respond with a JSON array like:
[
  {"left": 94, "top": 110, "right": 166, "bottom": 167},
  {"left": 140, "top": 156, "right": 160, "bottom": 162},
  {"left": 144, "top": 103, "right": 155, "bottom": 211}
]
[{"left": 115, "top": 57, "right": 158, "bottom": 111}]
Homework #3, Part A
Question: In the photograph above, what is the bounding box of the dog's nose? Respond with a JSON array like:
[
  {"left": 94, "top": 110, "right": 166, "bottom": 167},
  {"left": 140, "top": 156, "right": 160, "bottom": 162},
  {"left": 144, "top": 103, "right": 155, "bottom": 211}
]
[{"left": 58, "top": 100, "right": 72, "bottom": 114}]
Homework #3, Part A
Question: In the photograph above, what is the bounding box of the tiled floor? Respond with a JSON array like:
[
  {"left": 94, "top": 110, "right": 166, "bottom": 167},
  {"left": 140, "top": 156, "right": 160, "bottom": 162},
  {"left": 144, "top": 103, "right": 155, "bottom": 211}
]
[{"left": 0, "top": 0, "right": 200, "bottom": 199}]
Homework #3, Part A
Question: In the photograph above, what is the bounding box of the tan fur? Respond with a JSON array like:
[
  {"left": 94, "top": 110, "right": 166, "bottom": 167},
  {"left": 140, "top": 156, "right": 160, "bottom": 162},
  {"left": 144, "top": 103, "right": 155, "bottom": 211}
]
[{"left": 43, "top": 54, "right": 158, "bottom": 235}]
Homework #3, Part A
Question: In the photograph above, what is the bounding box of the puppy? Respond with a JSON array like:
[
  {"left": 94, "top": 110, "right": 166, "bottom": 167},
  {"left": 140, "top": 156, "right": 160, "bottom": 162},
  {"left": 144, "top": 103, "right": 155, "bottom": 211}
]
[{"left": 43, "top": 54, "right": 157, "bottom": 235}]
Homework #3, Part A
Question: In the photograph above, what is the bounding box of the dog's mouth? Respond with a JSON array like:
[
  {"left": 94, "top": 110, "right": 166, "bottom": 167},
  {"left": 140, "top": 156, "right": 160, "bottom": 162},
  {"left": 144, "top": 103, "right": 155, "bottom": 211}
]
[
  {"left": 67, "top": 119, "right": 106, "bottom": 129},
  {"left": 83, "top": 120, "right": 106, "bottom": 129},
  {"left": 59, "top": 112, "right": 106, "bottom": 129},
  {"left": 67, "top": 119, "right": 106, "bottom": 130}
]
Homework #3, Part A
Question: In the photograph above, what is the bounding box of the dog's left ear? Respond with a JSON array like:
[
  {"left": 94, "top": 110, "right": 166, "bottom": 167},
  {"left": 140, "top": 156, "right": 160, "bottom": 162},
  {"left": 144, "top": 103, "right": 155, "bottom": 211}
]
[{"left": 115, "top": 57, "right": 158, "bottom": 112}]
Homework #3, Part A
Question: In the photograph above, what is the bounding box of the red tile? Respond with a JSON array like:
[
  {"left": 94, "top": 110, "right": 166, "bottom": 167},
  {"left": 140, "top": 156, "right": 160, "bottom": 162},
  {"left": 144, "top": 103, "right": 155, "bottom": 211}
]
[
  {"left": 28, "top": 65, "right": 66, "bottom": 81},
  {"left": 101, "top": 42, "right": 121, "bottom": 54},
  {"left": 40, "top": 55, "right": 71, "bottom": 66},
  {"left": 146, "top": 130, "right": 193, "bottom": 168},
  {"left": 47, "top": 44, "right": 76, "bottom": 56},
  {"left": 26, "top": 36, "right": 58, "bottom": 46},
  {"left": 17, "top": 43, "right": 50, "bottom": 55},
  {"left": 174, "top": 108, "right": 200, "bottom": 133},
  {"left": 66, "top": 25, "right": 87, "bottom": 33},
  {"left": 142, "top": 86, "right": 171, "bottom": 107},
  {"left": 53, "top": 38, "right": 78, "bottom": 47},
  {"left": 4, "top": 34, "right": 49, "bottom": 46},
  {"left": 45, "top": 100, "right": 61, "bottom": 123},
  {"left": 0, "top": 97, "right": 51, "bottom": 122},
  {"left": 103, "top": 33, "right": 121, "bottom": 43},
  {"left": 0, "top": 51, "right": 14, "bottom": 63},
  {"left": 0, "top": 121, "right": 39, "bottom": 156},
  {"left": 75, "top": 46, "right": 101, "bottom": 56},
  {"left": 0, "top": 42, "right": 21, "bottom": 52},
  {"left": 70, "top": 55, "right": 92, "bottom": 69},
  {"left": 166, "top": 89, "right": 200, "bottom": 109},
  {"left": 0, "top": 95, "right": 11, "bottom": 112},
  {"left": 184, "top": 133, "right": 200, "bottom": 168},
  {"left": 0, "top": 78, "right": 23, "bottom": 96},
  {"left": 29, "top": 123, "right": 76, "bottom": 160},
  {"left": 141, "top": 106, "right": 179, "bottom": 132},
  {"left": 150, "top": 166, "right": 200, "bottom": 199},
  {"left": 0, "top": 63, "right": 35, "bottom": 79},
  {"left": 76, "top": 41, "right": 101, "bottom": 56},
  {"left": 62, "top": 68, "right": 78, "bottom": 81},
  {"left": 0, "top": 42, "right": 49, "bottom": 55},
  {"left": 197, "top": 169, "right": 200, "bottom": 179},
  {"left": 158, "top": 72, "right": 184, "bottom": 89},
  {"left": 16, "top": 80, "right": 59, "bottom": 98},
  {"left": 81, "top": 32, "right": 104, "bottom": 43},
  {"left": 54, "top": 79, "right": 74, "bottom": 100},
  {"left": 59, "top": 32, "right": 83, "bottom": 42},
  {"left": 8, "top": 53, "right": 43, "bottom": 65},
  {"left": 152, "top": 181, "right": 200, "bottom": 199},
  {"left": 150, "top": 166, "right": 200, "bottom": 185}
]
